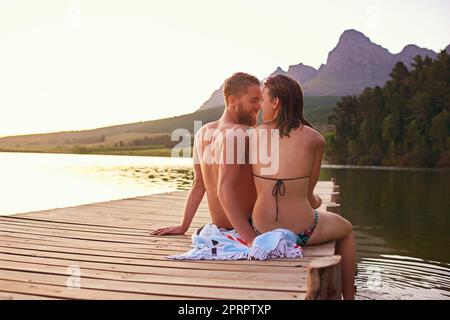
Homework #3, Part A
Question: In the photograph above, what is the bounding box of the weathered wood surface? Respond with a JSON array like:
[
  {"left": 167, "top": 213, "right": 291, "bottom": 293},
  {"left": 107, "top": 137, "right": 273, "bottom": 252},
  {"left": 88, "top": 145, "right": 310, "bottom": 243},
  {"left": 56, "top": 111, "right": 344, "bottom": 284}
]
[{"left": 0, "top": 180, "right": 341, "bottom": 299}]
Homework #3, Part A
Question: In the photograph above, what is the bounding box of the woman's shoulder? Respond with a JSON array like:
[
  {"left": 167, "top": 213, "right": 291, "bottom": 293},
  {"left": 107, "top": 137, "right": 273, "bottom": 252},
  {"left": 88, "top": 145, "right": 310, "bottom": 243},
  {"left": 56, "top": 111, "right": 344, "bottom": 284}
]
[{"left": 296, "top": 125, "right": 325, "bottom": 144}]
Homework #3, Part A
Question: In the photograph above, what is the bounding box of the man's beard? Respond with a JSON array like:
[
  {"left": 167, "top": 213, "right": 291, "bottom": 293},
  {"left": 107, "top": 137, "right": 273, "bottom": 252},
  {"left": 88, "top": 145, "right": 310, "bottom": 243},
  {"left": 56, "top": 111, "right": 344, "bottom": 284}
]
[{"left": 236, "top": 104, "right": 257, "bottom": 127}]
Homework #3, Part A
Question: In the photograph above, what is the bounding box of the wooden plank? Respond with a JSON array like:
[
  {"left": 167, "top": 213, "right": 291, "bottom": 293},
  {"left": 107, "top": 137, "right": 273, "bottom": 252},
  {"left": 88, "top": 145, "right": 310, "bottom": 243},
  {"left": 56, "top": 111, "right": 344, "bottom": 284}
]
[
  {"left": 0, "top": 253, "right": 308, "bottom": 283},
  {"left": 0, "top": 239, "right": 320, "bottom": 267},
  {"left": 0, "top": 213, "right": 333, "bottom": 245},
  {"left": 0, "top": 227, "right": 336, "bottom": 253},
  {"left": 0, "top": 230, "right": 335, "bottom": 258},
  {"left": 0, "top": 214, "right": 208, "bottom": 230},
  {"left": 0, "top": 226, "right": 336, "bottom": 256},
  {"left": 0, "top": 246, "right": 329, "bottom": 272},
  {"left": 0, "top": 219, "right": 151, "bottom": 236},
  {"left": 0, "top": 279, "right": 196, "bottom": 300},
  {"left": 0, "top": 291, "right": 60, "bottom": 300},
  {"left": 0, "top": 260, "right": 307, "bottom": 292},
  {"left": 0, "top": 216, "right": 150, "bottom": 232},
  {"left": 0, "top": 215, "right": 159, "bottom": 231},
  {"left": 0, "top": 269, "right": 305, "bottom": 299},
  {"left": 0, "top": 232, "right": 334, "bottom": 264},
  {"left": 14, "top": 211, "right": 212, "bottom": 225}
]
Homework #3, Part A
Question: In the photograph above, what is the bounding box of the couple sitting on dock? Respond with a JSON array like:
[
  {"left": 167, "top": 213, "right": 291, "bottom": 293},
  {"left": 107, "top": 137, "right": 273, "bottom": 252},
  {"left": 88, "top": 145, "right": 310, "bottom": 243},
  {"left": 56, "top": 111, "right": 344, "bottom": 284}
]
[{"left": 152, "top": 72, "right": 355, "bottom": 299}]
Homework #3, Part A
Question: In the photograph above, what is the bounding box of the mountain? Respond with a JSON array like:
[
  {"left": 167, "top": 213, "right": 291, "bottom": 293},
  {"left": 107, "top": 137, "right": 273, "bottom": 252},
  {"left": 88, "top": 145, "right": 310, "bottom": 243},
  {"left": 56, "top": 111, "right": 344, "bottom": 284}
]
[
  {"left": 395, "top": 44, "right": 437, "bottom": 66},
  {"left": 197, "top": 86, "right": 224, "bottom": 111},
  {"left": 270, "top": 64, "right": 318, "bottom": 84},
  {"left": 198, "top": 64, "right": 318, "bottom": 111},
  {"left": 303, "top": 30, "right": 396, "bottom": 96},
  {"left": 198, "top": 29, "right": 445, "bottom": 110},
  {"left": 195, "top": 62, "right": 318, "bottom": 111},
  {"left": 285, "top": 63, "right": 318, "bottom": 84}
]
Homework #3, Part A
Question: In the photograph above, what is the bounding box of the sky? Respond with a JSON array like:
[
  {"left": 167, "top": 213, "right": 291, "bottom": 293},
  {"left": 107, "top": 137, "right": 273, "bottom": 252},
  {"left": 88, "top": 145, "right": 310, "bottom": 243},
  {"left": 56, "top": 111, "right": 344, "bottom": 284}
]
[{"left": 0, "top": 0, "right": 449, "bottom": 137}]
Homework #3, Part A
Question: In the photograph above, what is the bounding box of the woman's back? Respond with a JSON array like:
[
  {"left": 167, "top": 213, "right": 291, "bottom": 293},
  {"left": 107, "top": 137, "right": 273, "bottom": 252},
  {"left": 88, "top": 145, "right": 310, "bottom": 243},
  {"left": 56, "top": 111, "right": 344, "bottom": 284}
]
[
  {"left": 253, "top": 74, "right": 355, "bottom": 299},
  {"left": 251, "top": 123, "right": 322, "bottom": 234}
]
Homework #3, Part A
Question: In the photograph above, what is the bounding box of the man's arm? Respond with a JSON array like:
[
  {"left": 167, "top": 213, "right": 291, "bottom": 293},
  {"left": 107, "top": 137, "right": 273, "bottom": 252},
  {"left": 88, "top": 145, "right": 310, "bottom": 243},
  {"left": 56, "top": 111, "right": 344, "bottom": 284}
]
[
  {"left": 308, "top": 134, "right": 325, "bottom": 209},
  {"left": 216, "top": 129, "right": 257, "bottom": 245},
  {"left": 151, "top": 135, "right": 206, "bottom": 236}
]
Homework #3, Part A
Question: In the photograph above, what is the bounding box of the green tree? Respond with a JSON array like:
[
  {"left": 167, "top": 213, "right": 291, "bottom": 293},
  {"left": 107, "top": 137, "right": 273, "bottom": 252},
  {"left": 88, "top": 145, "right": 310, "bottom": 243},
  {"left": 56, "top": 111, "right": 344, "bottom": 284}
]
[{"left": 327, "top": 50, "right": 450, "bottom": 167}]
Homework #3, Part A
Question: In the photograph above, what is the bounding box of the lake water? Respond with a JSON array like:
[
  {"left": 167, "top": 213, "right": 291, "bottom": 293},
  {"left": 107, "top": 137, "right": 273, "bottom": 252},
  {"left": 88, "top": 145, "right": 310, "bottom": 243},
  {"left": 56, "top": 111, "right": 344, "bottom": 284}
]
[{"left": 0, "top": 152, "right": 449, "bottom": 300}]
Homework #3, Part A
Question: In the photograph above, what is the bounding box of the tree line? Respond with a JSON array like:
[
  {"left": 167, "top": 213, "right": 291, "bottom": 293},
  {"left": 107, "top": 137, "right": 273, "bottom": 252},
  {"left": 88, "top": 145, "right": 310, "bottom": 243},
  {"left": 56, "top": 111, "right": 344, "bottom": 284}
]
[{"left": 327, "top": 51, "right": 449, "bottom": 167}]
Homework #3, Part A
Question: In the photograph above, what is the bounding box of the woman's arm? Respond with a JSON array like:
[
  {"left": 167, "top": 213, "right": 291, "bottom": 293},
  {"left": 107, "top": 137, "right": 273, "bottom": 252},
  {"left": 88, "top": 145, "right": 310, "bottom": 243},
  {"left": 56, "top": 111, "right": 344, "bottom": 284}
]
[{"left": 308, "top": 134, "right": 325, "bottom": 209}]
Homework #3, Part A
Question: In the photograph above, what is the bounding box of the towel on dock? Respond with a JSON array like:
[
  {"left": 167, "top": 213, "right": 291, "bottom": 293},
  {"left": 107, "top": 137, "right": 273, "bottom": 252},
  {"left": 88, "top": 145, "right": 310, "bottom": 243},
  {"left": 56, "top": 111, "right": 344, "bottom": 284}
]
[{"left": 166, "top": 223, "right": 302, "bottom": 261}]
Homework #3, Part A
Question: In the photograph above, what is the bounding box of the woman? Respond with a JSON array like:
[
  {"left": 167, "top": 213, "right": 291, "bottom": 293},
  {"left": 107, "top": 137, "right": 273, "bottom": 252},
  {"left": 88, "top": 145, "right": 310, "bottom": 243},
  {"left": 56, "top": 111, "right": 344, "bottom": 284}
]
[{"left": 250, "top": 74, "right": 355, "bottom": 300}]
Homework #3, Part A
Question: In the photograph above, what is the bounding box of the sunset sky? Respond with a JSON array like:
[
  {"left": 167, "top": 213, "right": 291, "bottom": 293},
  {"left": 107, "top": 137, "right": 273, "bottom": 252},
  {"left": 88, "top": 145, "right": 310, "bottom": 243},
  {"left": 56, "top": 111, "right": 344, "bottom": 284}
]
[{"left": 0, "top": 0, "right": 449, "bottom": 137}]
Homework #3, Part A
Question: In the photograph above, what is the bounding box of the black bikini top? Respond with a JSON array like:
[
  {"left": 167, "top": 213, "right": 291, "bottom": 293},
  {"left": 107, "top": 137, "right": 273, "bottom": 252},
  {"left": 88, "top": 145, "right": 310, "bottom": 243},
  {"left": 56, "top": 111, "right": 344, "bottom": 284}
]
[{"left": 253, "top": 173, "right": 309, "bottom": 221}]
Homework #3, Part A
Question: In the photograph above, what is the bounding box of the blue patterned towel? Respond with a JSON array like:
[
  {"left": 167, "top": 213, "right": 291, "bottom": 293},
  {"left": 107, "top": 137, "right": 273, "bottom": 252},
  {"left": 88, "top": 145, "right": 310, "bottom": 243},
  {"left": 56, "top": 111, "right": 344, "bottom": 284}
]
[{"left": 166, "top": 223, "right": 302, "bottom": 260}]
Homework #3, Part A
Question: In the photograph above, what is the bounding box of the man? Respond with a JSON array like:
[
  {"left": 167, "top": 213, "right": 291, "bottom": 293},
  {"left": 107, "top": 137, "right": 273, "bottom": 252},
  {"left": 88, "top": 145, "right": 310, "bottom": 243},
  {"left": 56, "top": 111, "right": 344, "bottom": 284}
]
[{"left": 151, "top": 72, "right": 262, "bottom": 245}]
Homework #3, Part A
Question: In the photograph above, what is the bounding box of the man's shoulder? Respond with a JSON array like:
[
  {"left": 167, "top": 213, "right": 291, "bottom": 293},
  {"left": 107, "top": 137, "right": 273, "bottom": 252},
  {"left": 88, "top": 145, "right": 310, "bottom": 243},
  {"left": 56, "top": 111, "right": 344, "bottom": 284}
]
[
  {"left": 196, "top": 122, "right": 250, "bottom": 142},
  {"left": 219, "top": 123, "right": 248, "bottom": 131},
  {"left": 201, "top": 121, "right": 219, "bottom": 130},
  {"left": 211, "top": 123, "right": 248, "bottom": 140},
  {"left": 195, "top": 121, "right": 218, "bottom": 138}
]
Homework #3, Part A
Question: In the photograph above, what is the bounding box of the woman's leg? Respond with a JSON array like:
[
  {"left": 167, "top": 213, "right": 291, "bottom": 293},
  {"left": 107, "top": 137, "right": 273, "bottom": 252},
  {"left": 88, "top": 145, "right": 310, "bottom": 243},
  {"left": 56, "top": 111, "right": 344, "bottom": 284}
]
[
  {"left": 335, "top": 228, "right": 355, "bottom": 300},
  {"left": 306, "top": 210, "right": 355, "bottom": 300}
]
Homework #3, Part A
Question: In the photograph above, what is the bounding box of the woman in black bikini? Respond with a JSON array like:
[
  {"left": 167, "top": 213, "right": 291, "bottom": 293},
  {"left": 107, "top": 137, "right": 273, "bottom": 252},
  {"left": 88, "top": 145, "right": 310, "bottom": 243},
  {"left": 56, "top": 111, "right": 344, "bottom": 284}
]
[{"left": 250, "top": 74, "right": 355, "bottom": 300}]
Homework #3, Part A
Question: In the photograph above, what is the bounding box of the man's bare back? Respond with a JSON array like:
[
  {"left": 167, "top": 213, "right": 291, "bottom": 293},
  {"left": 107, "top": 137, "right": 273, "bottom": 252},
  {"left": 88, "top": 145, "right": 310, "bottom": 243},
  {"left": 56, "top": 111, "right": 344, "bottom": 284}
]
[
  {"left": 195, "top": 121, "right": 256, "bottom": 229},
  {"left": 151, "top": 72, "right": 261, "bottom": 244}
]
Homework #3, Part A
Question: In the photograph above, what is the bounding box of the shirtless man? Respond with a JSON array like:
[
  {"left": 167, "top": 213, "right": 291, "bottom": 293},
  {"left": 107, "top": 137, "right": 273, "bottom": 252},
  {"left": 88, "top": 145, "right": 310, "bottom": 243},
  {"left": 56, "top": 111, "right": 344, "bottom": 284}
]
[{"left": 151, "top": 72, "right": 262, "bottom": 245}]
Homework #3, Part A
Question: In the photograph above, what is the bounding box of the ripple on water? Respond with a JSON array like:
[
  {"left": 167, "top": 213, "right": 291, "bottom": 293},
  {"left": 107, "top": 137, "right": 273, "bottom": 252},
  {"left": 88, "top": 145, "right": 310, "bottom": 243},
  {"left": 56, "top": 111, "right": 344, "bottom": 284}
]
[{"left": 356, "top": 254, "right": 450, "bottom": 300}]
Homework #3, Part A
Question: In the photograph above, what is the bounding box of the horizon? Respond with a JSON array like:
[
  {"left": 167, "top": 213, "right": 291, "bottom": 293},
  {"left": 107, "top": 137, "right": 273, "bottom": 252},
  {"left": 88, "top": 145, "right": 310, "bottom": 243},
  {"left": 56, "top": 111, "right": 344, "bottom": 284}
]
[{"left": 0, "top": 0, "right": 449, "bottom": 137}]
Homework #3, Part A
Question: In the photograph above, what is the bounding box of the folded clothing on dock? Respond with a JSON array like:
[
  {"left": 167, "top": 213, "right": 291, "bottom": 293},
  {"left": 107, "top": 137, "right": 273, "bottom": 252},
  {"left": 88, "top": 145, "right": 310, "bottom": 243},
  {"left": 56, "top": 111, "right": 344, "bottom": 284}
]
[{"left": 166, "top": 223, "right": 303, "bottom": 260}]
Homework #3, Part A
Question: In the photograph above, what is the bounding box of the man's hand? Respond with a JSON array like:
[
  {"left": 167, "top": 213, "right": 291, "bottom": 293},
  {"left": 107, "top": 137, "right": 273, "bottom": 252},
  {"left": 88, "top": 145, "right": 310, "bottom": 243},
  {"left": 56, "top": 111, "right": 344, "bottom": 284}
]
[
  {"left": 246, "top": 237, "right": 255, "bottom": 247},
  {"left": 151, "top": 225, "right": 187, "bottom": 236}
]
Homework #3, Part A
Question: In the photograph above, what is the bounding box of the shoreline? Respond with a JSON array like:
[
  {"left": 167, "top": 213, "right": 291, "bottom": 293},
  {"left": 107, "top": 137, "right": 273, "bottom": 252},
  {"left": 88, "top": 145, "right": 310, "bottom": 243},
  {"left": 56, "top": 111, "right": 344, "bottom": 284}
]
[
  {"left": 1, "top": 149, "right": 448, "bottom": 171},
  {"left": 0, "top": 147, "right": 173, "bottom": 157}
]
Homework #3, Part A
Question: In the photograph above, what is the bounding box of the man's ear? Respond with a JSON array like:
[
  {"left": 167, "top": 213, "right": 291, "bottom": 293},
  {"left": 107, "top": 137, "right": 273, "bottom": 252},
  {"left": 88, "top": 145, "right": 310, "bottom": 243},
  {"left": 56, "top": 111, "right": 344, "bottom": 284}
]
[{"left": 228, "top": 95, "right": 237, "bottom": 108}]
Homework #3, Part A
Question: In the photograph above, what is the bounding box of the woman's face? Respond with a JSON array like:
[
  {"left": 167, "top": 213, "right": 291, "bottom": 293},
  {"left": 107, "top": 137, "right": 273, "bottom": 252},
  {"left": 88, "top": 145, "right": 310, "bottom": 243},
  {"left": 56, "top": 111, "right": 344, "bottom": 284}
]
[{"left": 261, "top": 87, "right": 279, "bottom": 123}]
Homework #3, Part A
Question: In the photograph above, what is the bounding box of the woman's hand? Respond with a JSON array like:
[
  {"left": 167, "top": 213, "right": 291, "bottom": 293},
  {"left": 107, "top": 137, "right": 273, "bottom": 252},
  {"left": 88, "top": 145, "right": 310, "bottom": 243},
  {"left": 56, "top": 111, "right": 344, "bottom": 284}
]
[
  {"left": 312, "top": 194, "right": 322, "bottom": 209},
  {"left": 151, "top": 225, "right": 187, "bottom": 236}
]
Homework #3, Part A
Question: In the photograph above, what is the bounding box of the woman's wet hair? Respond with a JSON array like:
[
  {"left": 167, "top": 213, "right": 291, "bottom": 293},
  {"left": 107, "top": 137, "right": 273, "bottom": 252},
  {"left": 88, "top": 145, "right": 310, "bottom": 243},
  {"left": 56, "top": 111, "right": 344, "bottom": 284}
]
[{"left": 262, "top": 74, "right": 314, "bottom": 137}]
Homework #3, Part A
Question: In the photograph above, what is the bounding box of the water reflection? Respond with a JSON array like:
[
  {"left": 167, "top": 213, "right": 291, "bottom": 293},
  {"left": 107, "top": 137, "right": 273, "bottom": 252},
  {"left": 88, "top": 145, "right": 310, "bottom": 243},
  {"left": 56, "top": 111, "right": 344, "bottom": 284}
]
[
  {"left": 319, "top": 167, "right": 450, "bottom": 263},
  {"left": 0, "top": 152, "right": 194, "bottom": 215},
  {"left": 92, "top": 166, "right": 194, "bottom": 190},
  {"left": 320, "top": 166, "right": 450, "bottom": 299}
]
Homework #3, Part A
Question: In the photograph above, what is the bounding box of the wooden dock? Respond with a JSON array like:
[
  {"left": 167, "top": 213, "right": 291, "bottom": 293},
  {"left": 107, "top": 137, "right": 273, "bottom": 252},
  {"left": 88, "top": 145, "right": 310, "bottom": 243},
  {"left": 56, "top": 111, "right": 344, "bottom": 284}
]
[{"left": 0, "top": 179, "right": 341, "bottom": 300}]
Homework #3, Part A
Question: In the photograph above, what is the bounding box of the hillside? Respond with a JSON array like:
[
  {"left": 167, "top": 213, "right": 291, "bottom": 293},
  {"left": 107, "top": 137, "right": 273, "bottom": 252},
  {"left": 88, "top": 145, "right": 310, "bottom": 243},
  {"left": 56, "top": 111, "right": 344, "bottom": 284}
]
[{"left": 0, "top": 96, "right": 340, "bottom": 155}]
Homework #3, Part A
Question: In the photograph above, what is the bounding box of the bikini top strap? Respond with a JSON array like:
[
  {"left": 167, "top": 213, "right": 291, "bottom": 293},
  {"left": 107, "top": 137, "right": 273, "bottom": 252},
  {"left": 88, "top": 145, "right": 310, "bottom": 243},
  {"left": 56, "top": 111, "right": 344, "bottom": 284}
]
[
  {"left": 252, "top": 173, "right": 309, "bottom": 221},
  {"left": 252, "top": 174, "right": 310, "bottom": 181}
]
